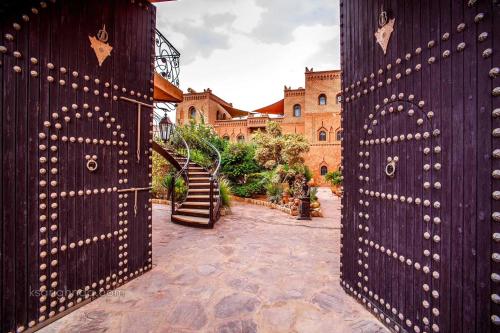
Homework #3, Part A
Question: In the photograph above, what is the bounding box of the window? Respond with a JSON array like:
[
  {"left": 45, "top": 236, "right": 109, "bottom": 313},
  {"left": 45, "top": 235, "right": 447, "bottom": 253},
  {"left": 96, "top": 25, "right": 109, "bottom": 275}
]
[
  {"left": 237, "top": 134, "right": 245, "bottom": 143},
  {"left": 189, "top": 106, "right": 196, "bottom": 119},
  {"left": 223, "top": 135, "right": 230, "bottom": 141},
  {"left": 319, "top": 130, "right": 327, "bottom": 141},
  {"left": 293, "top": 104, "right": 301, "bottom": 117},
  {"left": 336, "top": 130, "right": 342, "bottom": 141},
  {"left": 321, "top": 166, "right": 328, "bottom": 176},
  {"left": 319, "top": 94, "right": 327, "bottom": 105},
  {"left": 336, "top": 93, "right": 342, "bottom": 104}
]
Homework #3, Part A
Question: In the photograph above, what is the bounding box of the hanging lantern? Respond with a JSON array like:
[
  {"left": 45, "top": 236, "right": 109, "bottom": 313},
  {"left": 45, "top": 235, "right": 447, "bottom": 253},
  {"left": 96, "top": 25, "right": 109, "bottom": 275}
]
[{"left": 159, "top": 115, "right": 173, "bottom": 142}]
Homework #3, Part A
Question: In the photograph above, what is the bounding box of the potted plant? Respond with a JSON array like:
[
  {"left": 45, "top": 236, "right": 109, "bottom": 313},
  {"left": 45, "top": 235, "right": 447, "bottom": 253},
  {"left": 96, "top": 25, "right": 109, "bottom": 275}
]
[
  {"left": 325, "top": 170, "right": 342, "bottom": 197},
  {"left": 282, "top": 188, "right": 291, "bottom": 204}
]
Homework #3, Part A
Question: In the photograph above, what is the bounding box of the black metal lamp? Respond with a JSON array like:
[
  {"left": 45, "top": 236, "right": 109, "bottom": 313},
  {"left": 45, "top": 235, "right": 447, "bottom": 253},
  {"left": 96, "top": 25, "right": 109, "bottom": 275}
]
[{"left": 159, "top": 115, "right": 173, "bottom": 142}]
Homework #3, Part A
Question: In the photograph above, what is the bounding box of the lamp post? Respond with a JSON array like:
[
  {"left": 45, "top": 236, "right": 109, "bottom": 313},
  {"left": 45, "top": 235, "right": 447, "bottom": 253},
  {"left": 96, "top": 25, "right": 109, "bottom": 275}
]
[{"left": 159, "top": 115, "right": 173, "bottom": 142}]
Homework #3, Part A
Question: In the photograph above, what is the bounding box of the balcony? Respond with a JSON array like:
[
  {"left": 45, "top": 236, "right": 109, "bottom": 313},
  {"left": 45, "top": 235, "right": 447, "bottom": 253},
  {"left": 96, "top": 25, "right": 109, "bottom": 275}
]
[{"left": 153, "top": 28, "right": 183, "bottom": 104}]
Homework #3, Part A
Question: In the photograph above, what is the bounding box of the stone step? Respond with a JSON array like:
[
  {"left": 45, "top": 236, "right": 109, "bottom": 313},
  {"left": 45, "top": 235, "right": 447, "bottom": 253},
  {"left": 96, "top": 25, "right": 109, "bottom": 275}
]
[{"left": 171, "top": 214, "right": 210, "bottom": 226}]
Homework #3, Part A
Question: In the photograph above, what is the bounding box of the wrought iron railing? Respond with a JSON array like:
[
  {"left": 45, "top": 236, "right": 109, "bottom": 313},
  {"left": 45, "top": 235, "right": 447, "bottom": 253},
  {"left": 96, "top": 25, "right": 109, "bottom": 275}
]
[
  {"left": 202, "top": 138, "right": 222, "bottom": 225},
  {"left": 166, "top": 126, "right": 190, "bottom": 215},
  {"left": 153, "top": 29, "right": 180, "bottom": 131},
  {"left": 152, "top": 126, "right": 190, "bottom": 214},
  {"left": 154, "top": 28, "right": 180, "bottom": 87}
]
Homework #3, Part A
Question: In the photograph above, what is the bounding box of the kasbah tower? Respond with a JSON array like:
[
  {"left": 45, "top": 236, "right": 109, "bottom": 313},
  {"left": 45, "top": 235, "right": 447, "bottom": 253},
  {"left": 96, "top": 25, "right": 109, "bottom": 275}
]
[{"left": 176, "top": 68, "right": 342, "bottom": 185}]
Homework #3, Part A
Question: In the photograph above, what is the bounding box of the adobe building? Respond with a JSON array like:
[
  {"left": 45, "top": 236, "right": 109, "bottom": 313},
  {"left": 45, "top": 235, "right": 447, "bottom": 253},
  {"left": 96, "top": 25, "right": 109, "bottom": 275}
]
[{"left": 176, "top": 68, "right": 342, "bottom": 184}]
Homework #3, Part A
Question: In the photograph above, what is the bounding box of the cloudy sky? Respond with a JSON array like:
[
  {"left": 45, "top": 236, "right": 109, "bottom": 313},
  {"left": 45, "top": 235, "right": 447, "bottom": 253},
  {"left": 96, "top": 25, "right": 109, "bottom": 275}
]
[{"left": 156, "top": 0, "right": 340, "bottom": 111}]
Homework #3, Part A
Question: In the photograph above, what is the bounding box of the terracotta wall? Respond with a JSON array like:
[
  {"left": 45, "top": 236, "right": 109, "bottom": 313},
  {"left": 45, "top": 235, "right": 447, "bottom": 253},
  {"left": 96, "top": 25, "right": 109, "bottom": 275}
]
[
  {"left": 175, "top": 70, "right": 343, "bottom": 185},
  {"left": 214, "top": 121, "right": 249, "bottom": 141}
]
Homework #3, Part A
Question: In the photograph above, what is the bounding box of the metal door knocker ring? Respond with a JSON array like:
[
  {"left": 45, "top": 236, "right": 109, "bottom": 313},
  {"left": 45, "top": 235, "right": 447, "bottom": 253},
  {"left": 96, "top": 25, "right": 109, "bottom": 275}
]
[
  {"left": 385, "top": 156, "right": 398, "bottom": 178},
  {"left": 85, "top": 155, "right": 98, "bottom": 172}
]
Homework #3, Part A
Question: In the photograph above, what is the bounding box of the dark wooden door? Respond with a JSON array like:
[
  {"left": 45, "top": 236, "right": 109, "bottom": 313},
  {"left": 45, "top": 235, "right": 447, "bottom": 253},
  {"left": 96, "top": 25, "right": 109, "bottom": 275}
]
[
  {"left": 0, "top": 1, "right": 155, "bottom": 332},
  {"left": 340, "top": 1, "right": 499, "bottom": 332}
]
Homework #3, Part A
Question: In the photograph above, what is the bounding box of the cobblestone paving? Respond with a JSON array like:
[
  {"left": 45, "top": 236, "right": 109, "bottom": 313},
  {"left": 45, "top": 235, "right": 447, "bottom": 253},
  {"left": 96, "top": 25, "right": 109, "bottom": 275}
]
[{"left": 40, "top": 188, "right": 388, "bottom": 333}]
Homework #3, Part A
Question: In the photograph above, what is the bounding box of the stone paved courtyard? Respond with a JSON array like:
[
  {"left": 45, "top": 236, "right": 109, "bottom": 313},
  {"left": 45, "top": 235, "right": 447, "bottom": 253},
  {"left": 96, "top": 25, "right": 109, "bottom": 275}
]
[{"left": 40, "top": 188, "right": 388, "bottom": 333}]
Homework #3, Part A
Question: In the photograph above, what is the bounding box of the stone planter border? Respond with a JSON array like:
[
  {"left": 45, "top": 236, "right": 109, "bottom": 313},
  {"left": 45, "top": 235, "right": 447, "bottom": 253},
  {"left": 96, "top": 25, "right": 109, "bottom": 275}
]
[
  {"left": 230, "top": 196, "right": 293, "bottom": 215},
  {"left": 152, "top": 198, "right": 170, "bottom": 205}
]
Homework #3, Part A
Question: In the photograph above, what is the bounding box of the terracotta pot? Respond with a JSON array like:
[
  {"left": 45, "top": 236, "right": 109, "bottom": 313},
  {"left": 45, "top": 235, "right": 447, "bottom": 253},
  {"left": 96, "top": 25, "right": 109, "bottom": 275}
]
[{"left": 282, "top": 193, "right": 290, "bottom": 204}]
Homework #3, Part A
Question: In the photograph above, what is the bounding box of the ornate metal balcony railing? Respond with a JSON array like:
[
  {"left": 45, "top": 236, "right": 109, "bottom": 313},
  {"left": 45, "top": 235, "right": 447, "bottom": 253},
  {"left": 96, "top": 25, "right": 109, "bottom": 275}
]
[
  {"left": 154, "top": 29, "right": 180, "bottom": 124},
  {"left": 154, "top": 28, "right": 180, "bottom": 87}
]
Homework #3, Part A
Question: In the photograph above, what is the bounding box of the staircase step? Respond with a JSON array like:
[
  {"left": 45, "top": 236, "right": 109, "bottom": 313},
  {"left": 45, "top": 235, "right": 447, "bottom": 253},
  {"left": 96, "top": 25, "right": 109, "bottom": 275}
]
[
  {"left": 190, "top": 177, "right": 211, "bottom": 183},
  {"left": 189, "top": 182, "right": 211, "bottom": 188},
  {"left": 188, "top": 189, "right": 211, "bottom": 193},
  {"left": 181, "top": 202, "right": 210, "bottom": 209},
  {"left": 176, "top": 208, "right": 210, "bottom": 218},
  {"left": 189, "top": 172, "right": 210, "bottom": 177},
  {"left": 186, "top": 195, "right": 218, "bottom": 202},
  {"left": 189, "top": 166, "right": 206, "bottom": 170},
  {"left": 172, "top": 214, "right": 210, "bottom": 226}
]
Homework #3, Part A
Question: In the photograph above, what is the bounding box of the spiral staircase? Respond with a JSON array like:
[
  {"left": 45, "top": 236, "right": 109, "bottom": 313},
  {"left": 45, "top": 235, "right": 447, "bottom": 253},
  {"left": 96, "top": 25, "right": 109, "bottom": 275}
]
[
  {"left": 152, "top": 28, "right": 222, "bottom": 228},
  {"left": 152, "top": 131, "right": 222, "bottom": 228}
]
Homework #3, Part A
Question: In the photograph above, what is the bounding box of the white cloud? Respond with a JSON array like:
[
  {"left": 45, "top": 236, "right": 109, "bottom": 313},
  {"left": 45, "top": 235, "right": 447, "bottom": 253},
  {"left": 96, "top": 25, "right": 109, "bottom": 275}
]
[{"left": 155, "top": 0, "right": 340, "bottom": 111}]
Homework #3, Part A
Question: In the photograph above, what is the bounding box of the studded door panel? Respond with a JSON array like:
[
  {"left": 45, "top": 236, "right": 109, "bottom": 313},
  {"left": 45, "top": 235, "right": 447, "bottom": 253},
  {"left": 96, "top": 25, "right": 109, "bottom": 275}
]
[
  {"left": 0, "top": 1, "right": 155, "bottom": 332},
  {"left": 340, "top": 1, "right": 499, "bottom": 332}
]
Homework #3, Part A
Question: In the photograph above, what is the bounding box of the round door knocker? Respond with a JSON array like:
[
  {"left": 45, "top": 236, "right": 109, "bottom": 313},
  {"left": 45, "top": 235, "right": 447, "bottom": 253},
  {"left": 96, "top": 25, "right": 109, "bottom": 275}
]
[
  {"left": 385, "top": 156, "right": 398, "bottom": 178},
  {"left": 85, "top": 155, "right": 98, "bottom": 172}
]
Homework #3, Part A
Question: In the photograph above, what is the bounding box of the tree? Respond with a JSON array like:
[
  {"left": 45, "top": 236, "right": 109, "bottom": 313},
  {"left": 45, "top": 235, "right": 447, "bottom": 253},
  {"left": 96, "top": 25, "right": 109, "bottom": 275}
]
[
  {"left": 221, "top": 142, "right": 262, "bottom": 184},
  {"left": 252, "top": 121, "right": 310, "bottom": 169}
]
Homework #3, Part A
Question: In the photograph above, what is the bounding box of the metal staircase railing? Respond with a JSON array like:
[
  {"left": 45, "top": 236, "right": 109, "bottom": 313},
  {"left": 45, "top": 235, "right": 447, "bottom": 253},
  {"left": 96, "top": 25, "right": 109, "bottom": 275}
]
[
  {"left": 152, "top": 125, "right": 190, "bottom": 214},
  {"left": 202, "top": 138, "right": 222, "bottom": 225}
]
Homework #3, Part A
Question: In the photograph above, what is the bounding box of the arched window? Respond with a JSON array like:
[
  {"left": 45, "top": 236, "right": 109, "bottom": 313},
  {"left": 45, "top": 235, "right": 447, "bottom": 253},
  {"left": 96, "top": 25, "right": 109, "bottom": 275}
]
[
  {"left": 223, "top": 135, "right": 230, "bottom": 141},
  {"left": 336, "top": 130, "right": 342, "bottom": 141},
  {"left": 321, "top": 166, "right": 328, "bottom": 176},
  {"left": 237, "top": 134, "right": 245, "bottom": 143},
  {"left": 293, "top": 104, "right": 301, "bottom": 117},
  {"left": 318, "top": 94, "right": 327, "bottom": 105},
  {"left": 336, "top": 93, "right": 342, "bottom": 104},
  {"left": 319, "top": 130, "right": 327, "bottom": 141},
  {"left": 189, "top": 106, "right": 196, "bottom": 119}
]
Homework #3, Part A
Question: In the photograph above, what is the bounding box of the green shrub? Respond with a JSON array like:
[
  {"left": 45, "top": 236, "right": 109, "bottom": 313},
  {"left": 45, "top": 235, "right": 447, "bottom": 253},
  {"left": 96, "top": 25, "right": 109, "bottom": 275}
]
[
  {"left": 232, "top": 180, "right": 266, "bottom": 198},
  {"left": 325, "top": 170, "right": 342, "bottom": 186},
  {"left": 152, "top": 149, "right": 171, "bottom": 199},
  {"left": 218, "top": 177, "right": 232, "bottom": 207},
  {"left": 173, "top": 121, "right": 228, "bottom": 155},
  {"left": 221, "top": 142, "right": 263, "bottom": 183},
  {"left": 162, "top": 173, "right": 187, "bottom": 202},
  {"left": 266, "top": 182, "right": 283, "bottom": 204},
  {"left": 309, "top": 187, "right": 318, "bottom": 202},
  {"left": 189, "top": 149, "right": 212, "bottom": 169},
  {"left": 303, "top": 165, "right": 313, "bottom": 182}
]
